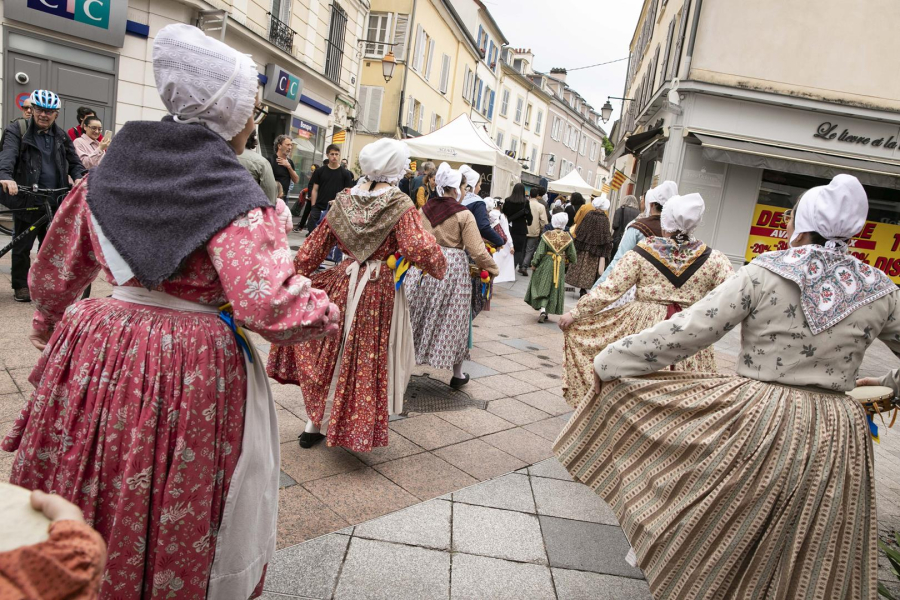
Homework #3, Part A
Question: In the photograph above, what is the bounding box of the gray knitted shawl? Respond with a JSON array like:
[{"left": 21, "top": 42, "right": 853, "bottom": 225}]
[{"left": 86, "top": 118, "right": 269, "bottom": 288}]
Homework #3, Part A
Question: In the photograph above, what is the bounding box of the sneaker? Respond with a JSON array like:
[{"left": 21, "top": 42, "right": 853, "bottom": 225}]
[
  {"left": 538, "top": 310, "right": 547, "bottom": 323},
  {"left": 13, "top": 288, "right": 30, "bottom": 303}
]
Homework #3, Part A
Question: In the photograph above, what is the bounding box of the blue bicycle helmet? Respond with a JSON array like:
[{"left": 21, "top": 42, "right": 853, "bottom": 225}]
[{"left": 30, "top": 90, "right": 60, "bottom": 110}]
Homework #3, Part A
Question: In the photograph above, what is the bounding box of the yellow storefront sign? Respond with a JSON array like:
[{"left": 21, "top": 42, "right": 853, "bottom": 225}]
[{"left": 744, "top": 204, "right": 900, "bottom": 283}]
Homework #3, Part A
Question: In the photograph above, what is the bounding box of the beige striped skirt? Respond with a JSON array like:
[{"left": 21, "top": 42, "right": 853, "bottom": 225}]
[{"left": 553, "top": 372, "right": 876, "bottom": 600}]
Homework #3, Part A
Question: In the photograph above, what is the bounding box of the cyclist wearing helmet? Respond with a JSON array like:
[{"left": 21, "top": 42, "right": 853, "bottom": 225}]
[{"left": 0, "top": 89, "right": 86, "bottom": 302}]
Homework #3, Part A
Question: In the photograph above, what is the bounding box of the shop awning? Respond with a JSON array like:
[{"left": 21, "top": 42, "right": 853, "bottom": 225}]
[
  {"left": 625, "top": 127, "right": 666, "bottom": 155},
  {"left": 692, "top": 133, "right": 900, "bottom": 190}
]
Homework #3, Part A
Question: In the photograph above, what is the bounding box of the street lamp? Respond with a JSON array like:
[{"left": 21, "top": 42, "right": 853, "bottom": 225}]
[
  {"left": 600, "top": 96, "right": 635, "bottom": 124},
  {"left": 382, "top": 50, "right": 396, "bottom": 82}
]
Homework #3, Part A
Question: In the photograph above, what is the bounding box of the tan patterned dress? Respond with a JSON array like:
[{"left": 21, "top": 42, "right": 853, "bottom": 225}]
[
  {"left": 555, "top": 248, "right": 900, "bottom": 600},
  {"left": 563, "top": 237, "right": 734, "bottom": 406}
]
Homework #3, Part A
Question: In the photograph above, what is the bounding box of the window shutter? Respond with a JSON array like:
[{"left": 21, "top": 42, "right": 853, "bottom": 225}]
[
  {"left": 417, "top": 103, "right": 424, "bottom": 132},
  {"left": 393, "top": 14, "right": 409, "bottom": 61},
  {"left": 496, "top": 131, "right": 503, "bottom": 148},
  {"left": 530, "top": 148, "right": 537, "bottom": 171},
  {"left": 536, "top": 110, "right": 543, "bottom": 134},
  {"left": 425, "top": 39, "right": 435, "bottom": 80},
  {"left": 477, "top": 25, "right": 484, "bottom": 49},
  {"left": 662, "top": 18, "right": 675, "bottom": 81},
  {"left": 651, "top": 45, "right": 661, "bottom": 93},
  {"left": 439, "top": 54, "right": 450, "bottom": 93},
  {"left": 366, "top": 87, "right": 383, "bottom": 133},
  {"left": 357, "top": 86, "right": 370, "bottom": 131},
  {"left": 407, "top": 95, "right": 415, "bottom": 127},
  {"left": 487, "top": 90, "right": 495, "bottom": 119},
  {"left": 413, "top": 25, "right": 425, "bottom": 71},
  {"left": 673, "top": 0, "right": 692, "bottom": 79},
  {"left": 430, "top": 112, "right": 436, "bottom": 132}
]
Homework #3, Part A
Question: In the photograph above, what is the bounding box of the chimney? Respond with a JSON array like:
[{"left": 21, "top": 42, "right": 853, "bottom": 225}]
[{"left": 550, "top": 67, "right": 567, "bottom": 82}]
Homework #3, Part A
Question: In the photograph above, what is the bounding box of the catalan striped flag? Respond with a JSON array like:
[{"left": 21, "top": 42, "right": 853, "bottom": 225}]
[
  {"left": 601, "top": 183, "right": 611, "bottom": 194},
  {"left": 610, "top": 169, "right": 627, "bottom": 191},
  {"left": 332, "top": 130, "right": 347, "bottom": 144}
]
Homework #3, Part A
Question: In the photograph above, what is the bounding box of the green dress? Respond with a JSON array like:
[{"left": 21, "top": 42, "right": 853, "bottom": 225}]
[{"left": 524, "top": 230, "right": 576, "bottom": 314}]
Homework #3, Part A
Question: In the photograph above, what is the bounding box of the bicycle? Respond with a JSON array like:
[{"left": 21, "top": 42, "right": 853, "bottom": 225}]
[{"left": 0, "top": 185, "right": 69, "bottom": 258}]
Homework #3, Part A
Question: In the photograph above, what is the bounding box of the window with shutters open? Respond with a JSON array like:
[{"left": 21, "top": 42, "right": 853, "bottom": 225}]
[
  {"left": 514, "top": 97, "right": 523, "bottom": 124},
  {"left": 661, "top": 17, "right": 675, "bottom": 82},
  {"left": 425, "top": 39, "right": 435, "bottom": 80},
  {"left": 412, "top": 25, "right": 426, "bottom": 72},
  {"left": 496, "top": 130, "right": 504, "bottom": 149},
  {"left": 407, "top": 94, "right": 415, "bottom": 127},
  {"left": 487, "top": 89, "right": 495, "bottom": 119},
  {"left": 463, "top": 66, "right": 473, "bottom": 104},
  {"left": 535, "top": 110, "right": 543, "bottom": 136},
  {"left": 525, "top": 104, "right": 532, "bottom": 128},
  {"left": 673, "top": 0, "right": 692, "bottom": 80},
  {"left": 392, "top": 14, "right": 409, "bottom": 61},
  {"left": 500, "top": 88, "right": 510, "bottom": 117},
  {"left": 365, "top": 13, "right": 392, "bottom": 58},
  {"left": 439, "top": 54, "right": 450, "bottom": 93},
  {"left": 417, "top": 102, "right": 424, "bottom": 133}
]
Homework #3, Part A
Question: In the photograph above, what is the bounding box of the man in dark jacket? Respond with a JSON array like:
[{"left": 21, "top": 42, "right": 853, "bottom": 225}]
[{"left": 0, "top": 90, "right": 86, "bottom": 302}]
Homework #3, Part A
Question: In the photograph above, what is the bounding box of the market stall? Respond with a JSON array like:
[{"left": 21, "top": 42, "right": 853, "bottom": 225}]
[
  {"left": 547, "top": 169, "right": 597, "bottom": 196},
  {"left": 404, "top": 114, "right": 522, "bottom": 198}
]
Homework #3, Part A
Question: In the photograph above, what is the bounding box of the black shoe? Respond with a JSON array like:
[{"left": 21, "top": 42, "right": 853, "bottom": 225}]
[
  {"left": 13, "top": 288, "right": 30, "bottom": 303},
  {"left": 538, "top": 310, "right": 547, "bottom": 323},
  {"left": 449, "top": 374, "right": 470, "bottom": 389},
  {"left": 298, "top": 432, "right": 325, "bottom": 449}
]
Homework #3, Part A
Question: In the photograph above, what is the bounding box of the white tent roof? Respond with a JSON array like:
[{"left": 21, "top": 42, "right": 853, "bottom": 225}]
[
  {"left": 547, "top": 169, "right": 596, "bottom": 195},
  {"left": 403, "top": 114, "right": 521, "bottom": 175}
]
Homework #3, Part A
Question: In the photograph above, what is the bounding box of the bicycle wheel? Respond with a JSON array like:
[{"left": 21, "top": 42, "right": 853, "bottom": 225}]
[{"left": 0, "top": 223, "right": 12, "bottom": 236}]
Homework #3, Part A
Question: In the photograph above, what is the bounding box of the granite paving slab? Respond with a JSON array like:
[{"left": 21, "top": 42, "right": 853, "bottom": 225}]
[
  {"left": 264, "top": 533, "right": 349, "bottom": 598},
  {"left": 334, "top": 538, "right": 450, "bottom": 600},
  {"left": 528, "top": 458, "right": 574, "bottom": 481},
  {"left": 450, "top": 553, "right": 555, "bottom": 600},
  {"left": 541, "top": 516, "right": 644, "bottom": 579},
  {"left": 531, "top": 477, "right": 620, "bottom": 525},
  {"left": 452, "top": 473, "right": 536, "bottom": 513},
  {"left": 551, "top": 568, "right": 654, "bottom": 600},
  {"left": 452, "top": 503, "right": 547, "bottom": 564},
  {"left": 353, "top": 499, "right": 451, "bottom": 551}
]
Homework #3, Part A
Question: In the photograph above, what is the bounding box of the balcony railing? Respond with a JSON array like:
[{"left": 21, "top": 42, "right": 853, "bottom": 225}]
[{"left": 267, "top": 13, "right": 295, "bottom": 54}]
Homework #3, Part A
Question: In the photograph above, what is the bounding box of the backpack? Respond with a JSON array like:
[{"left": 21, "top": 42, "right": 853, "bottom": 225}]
[
  {"left": 0, "top": 119, "right": 32, "bottom": 210},
  {"left": 0, "top": 118, "right": 27, "bottom": 153}
]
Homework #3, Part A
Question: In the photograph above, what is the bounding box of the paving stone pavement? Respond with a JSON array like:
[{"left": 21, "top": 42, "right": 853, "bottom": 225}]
[{"left": 1, "top": 239, "right": 899, "bottom": 597}]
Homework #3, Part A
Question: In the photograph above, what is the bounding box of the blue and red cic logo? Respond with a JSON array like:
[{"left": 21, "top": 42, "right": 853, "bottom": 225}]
[
  {"left": 276, "top": 70, "right": 300, "bottom": 102},
  {"left": 27, "top": 0, "right": 111, "bottom": 29}
]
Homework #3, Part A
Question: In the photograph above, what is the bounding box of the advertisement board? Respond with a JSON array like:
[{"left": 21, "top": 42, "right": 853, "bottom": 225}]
[
  {"left": 744, "top": 203, "right": 900, "bottom": 283},
  {"left": 7, "top": 0, "right": 127, "bottom": 47}
]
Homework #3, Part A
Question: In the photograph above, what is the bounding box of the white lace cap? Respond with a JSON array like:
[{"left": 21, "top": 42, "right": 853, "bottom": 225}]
[
  {"left": 551, "top": 212, "right": 569, "bottom": 229},
  {"left": 153, "top": 24, "right": 258, "bottom": 141},
  {"left": 790, "top": 174, "right": 868, "bottom": 247},
  {"left": 459, "top": 164, "right": 480, "bottom": 189},
  {"left": 358, "top": 138, "right": 410, "bottom": 184},
  {"left": 435, "top": 162, "right": 462, "bottom": 198},
  {"left": 592, "top": 195, "right": 609, "bottom": 211},
  {"left": 661, "top": 192, "right": 705, "bottom": 235},
  {"left": 644, "top": 180, "right": 678, "bottom": 215}
]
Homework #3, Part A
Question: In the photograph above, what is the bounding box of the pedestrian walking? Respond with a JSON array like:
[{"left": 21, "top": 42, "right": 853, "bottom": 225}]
[
  {"left": 554, "top": 174, "right": 900, "bottom": 600},
  {"left": 558, "top": 192, "right": 733, "bottom": 407},
  {"left": 523, "top": 187, "right": 549, "bottom": 269},
  {"left": 1, "top": 24, "right": 339, "bottom": 599},
  {"left": 405, "top": 163, "right": 498, "bottom": 389},
  {"left": 0, "top": 89, "right": 86, "bottom": 303},
  {"left": 269, "top": 139, "right": 446, "bottom": 452},
  {"left": 610, "top": 194, "right": 640, "bottom": 257},
  {"left": 72, "top": 115, "right": 110, "bottom": 170},
  {"left": 525, "top": 212, "right": 575, "bottom": 323},
  {"left": 459, "top": 165, "right": 504, "bottom": 247},
  {"left": 486, "top": 197, "right": 515, "bottom": 283},
  {"left": 502, "top": 183, "right": 533, "bottom": 275},
  {"left": 565, "top": 193, "right": 585, "bottom": 229},
  {"left": 307, "top": 144, "right": 353, "bottom": 234},
  {"left": 398, "top": 169, "right": 413, "bottom": 196},
  {"left": 270, "top": 134, "right": 299, "bottom": 205},
  {"left": 410, "top": 160, "right": 435, "bottom": 201},
  {"left": 565, "top": 196, "right": 613, "bottom": 296},
  {"left": 237, "top": 129, "right": 278, "bottom": 204}
]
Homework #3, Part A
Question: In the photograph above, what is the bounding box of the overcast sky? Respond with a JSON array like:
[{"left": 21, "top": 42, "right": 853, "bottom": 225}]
[{"left": 485, "top": 0, "right": 643, "bottom": 129}]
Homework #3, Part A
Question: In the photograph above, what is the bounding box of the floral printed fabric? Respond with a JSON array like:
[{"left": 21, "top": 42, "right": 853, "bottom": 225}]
[
  {"left": 752, "top": 246, "right": 896, "bottom": 334},
  {"left": 267, "top": 209, "right": 446, "bottom": 452},
  {"left": 5, "top": 185, "right": 336, "bottom": 598}
]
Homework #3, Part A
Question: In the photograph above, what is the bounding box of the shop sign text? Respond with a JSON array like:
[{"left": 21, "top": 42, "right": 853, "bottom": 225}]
[{"left": 814, "top": 122, "right": 899, "bottom": 150}]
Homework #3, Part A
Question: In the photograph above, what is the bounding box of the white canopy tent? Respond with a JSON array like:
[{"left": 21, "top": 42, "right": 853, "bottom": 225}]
[
  {"left": 547, "top": 170, "right": 596, "bottom": 196},
  {"left": 403, "top": 114, "right": 522, "bottom": 197}
]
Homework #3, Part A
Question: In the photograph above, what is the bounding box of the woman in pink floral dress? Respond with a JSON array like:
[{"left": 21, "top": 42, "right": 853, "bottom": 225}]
[{"left": 1, "top": 25, "right": 338, "bottom": 600}]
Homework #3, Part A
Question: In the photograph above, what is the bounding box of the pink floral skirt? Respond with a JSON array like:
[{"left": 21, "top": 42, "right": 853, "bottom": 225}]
[{"left": 2, "top": 298, "right": 255, "bottom": 599}]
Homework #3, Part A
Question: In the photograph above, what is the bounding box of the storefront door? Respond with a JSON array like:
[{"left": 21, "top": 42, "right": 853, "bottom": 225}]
[{"left": 4, "top": 30, "right": 116, "bottom": 129}]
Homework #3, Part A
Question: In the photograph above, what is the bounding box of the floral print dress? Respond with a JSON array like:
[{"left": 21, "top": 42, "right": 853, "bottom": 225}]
[
  {"left": 2, "top": 185, "right": 335, "bottom": 599},
  {"left": 563, "top": 238, "right": 733, "bottom": 406}
]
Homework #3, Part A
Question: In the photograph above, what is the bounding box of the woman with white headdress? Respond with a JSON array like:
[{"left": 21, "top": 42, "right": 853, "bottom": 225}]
[
  {"left": 459, "top": 164, "right": 505, "bottom": 248},
  {"left": 557, "top": 192, "right": 733, "bottom": 407},
  {"left": 2, "top": 24, "right": 341, "bottom": 598},
  {"left": 269, "top": 139, "right": 446, "bottom": 452},
  {"left": 555, "top": 174, "right": 900, "bottom": 600},
  {"left": 486, "top": 197, "right": 515, "bottom": 283},
  {"left": 406, "top": 163, "right": 498, "bottom": 388},
  {"left": 524, "top": 212, "right": 577, "bottom": 322},
  {"left": 566, "top": 195, "right": 613, "bottom": 295}
]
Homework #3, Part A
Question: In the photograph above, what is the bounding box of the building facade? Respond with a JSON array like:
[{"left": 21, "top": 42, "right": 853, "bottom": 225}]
[
  {"left": 1, "top": 0, "right": 369, "bottom": 196},
  {"left": 610, "top": 0, "right": 900, "bottom": 280},
  {"left": 348, "top": 0, "right": 479, "bottom": 166},
  {"left": 533, "top": 68, "right": 609, "bottom": 191},
  {"left": 491, "top": 48, "right": 550, "bottom": 187}
]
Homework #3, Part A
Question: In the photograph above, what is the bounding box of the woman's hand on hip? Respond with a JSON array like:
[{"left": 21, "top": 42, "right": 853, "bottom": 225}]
[
  {"left": 558, "top": 312, "right": 575, "bottom": 330},
  {"left": 29, "top": 327, "right": 50, "bottom": 351}
]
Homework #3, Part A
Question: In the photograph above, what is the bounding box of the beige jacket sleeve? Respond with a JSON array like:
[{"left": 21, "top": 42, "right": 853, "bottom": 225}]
[{"left": 460, "top": 212, "right": 499, "bottom": 277}]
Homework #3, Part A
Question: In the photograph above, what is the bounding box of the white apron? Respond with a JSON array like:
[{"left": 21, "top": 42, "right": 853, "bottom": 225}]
[
  {"left": 111, "top": 287, "right": 279, "bottom": 600},
  {"left": 326, "top": 260, "right": 413, "bottom": 417}
]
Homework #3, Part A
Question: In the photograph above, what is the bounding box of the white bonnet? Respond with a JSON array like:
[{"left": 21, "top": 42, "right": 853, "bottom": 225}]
[
  {"left": 458, "top": 164, "right": 481, "bottom": 190},
  {"left": 358, "top": 139, "right": 410, "bottom": 184},
  {"left": 153, "top": 24, "right": 259, "bottom": 141},
  {"left": 435, "top": 162, "right": 462, "bottom": 197},
  {"left": 484, "top": 197, "right": 497, "bottom": 211},
  {"left": 645, "top": 180, "right": 678, "bottom": 215},
  {"left": 592, "top": 195, "right": 610, "bottom": 211},
  {"left": 551, "top": 212, "right": 569, "bottom": 229},
  {"left": 790, "top": 174, "right": 868, "bottom": 247},
  {"left": 661, "top": 193, "right": 705, "bottom": 235}
]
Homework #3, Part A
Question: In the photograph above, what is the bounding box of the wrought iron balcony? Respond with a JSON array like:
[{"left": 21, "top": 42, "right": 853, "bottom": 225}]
[{"left": 267, "top": 13, "right": 295, "bottom": 54}]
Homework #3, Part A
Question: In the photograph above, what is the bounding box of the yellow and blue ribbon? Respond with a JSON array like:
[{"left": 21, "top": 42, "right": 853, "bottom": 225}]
[
  {"left": 219, "top": 303, "right": 254, "bottom": 363},
  {"left": 868, "top": 414, "right": 880, "bottom": 444},
  {"left": 387, "top": 253, "right": 412, "bottom": 290}
]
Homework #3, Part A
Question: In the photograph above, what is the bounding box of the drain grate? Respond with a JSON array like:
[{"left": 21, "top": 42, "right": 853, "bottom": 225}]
[{"left": 403, "top": 375, "right": 488, "bottom": 413}]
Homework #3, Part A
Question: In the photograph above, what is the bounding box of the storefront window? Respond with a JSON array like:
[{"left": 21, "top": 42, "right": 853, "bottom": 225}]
[
  {"left": 746, "top": 169, "right": 900, "bottom": 282},
  {"left": 289, "top": 118, "right": 325, "bottom": 198}
]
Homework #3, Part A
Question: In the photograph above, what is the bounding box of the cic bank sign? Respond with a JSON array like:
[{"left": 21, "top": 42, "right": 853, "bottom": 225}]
[
  {"left": 7, "top": 0, "right": 127, "bottom": 47},
  {"left": 263, "top": 63, "right": 303, "bottom": 112}
]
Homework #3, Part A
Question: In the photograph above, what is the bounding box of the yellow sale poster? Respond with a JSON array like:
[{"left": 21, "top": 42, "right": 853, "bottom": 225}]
[{"left": 744, "top": 204, "right": 900, "bottom": 284}]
